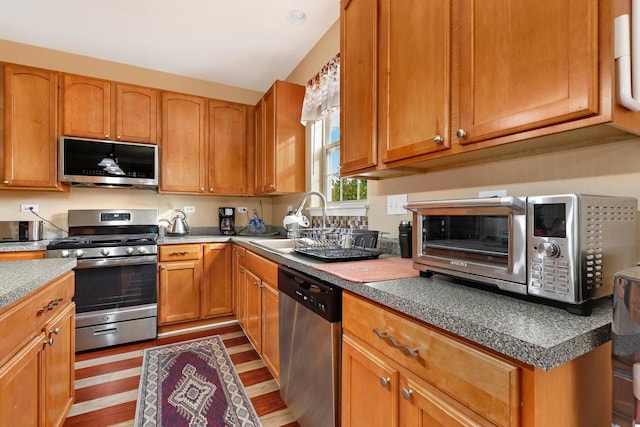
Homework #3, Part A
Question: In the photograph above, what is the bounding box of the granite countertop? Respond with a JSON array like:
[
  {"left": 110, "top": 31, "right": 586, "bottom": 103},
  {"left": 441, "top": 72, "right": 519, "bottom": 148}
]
[
  {"left": 0, "top": 234, "right": 612, "bottom": 371},
  {"left": 0, "top": 258, "right": 77, "bottom": 309}
]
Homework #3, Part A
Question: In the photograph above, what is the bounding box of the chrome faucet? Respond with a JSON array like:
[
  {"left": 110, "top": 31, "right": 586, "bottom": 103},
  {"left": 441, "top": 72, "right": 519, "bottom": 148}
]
[{"left": 283, "top": 191, "right": 327, "bottom": 238}]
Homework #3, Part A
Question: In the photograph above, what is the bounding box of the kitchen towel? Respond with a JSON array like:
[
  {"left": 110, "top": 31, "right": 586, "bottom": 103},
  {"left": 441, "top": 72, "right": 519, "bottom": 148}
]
[{"left": 311, "top": 257, "right": 418, "bottom": 283}]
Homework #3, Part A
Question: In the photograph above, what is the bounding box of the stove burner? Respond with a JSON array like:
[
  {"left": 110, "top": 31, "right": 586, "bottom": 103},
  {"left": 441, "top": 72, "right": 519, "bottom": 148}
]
[{"left": 47, "top": 233, "right": 158, "bottom": 250}]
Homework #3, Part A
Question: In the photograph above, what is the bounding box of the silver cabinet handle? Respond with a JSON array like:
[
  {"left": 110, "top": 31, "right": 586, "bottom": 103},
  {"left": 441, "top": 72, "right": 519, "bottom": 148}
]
[
  {"left": 373, "top": 328, "right": 419, "bottom": 359},
  {"left": 379, "top": 377, "right": 391, "bottom": 387},
  {"left": 434, "top": 134, "right": 444, "bottom": 144},
  {"left": 401, "top": 387, "right": 413, "bottom": 400},
  {"left": 456, "top": 129, "right": 467, "bottom": 138}
]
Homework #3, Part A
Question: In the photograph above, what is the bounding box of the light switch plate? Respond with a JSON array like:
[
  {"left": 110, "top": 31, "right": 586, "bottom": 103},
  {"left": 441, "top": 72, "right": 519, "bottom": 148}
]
[
  {"left": 184, "top": 206, "right": 196, "bottom": 213},
  {"left": 387, "top": 194, "right": 408, "bottom": 215}
]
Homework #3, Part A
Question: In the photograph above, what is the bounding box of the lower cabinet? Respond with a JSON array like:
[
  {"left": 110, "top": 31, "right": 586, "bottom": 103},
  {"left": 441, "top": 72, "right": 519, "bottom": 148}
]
[
  {"left": 235, "top": 249, "right": 280, "bottom": 381},
  {"left": 342, "top": 291, "right": 611, "bottom": 427},
  {"left": 0, "top": 251, "right": 45, "bottom": 261},
  {"left": 0, "top": 271, "right": 75, "bottom": 427},
  {"left": 158, "top": 243, "right": 232, "bottom": 325}
]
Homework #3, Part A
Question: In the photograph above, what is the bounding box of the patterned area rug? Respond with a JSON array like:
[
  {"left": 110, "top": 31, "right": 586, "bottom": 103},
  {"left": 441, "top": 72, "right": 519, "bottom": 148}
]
[{"left": 134, "top": 335, "right": 262, "bottom": 427}]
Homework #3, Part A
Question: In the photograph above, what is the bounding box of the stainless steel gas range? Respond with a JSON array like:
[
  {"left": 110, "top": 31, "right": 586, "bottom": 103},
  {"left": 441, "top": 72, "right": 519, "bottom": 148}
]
[{"left": 46, "top": 209, "right": 159, "bottom": 352}]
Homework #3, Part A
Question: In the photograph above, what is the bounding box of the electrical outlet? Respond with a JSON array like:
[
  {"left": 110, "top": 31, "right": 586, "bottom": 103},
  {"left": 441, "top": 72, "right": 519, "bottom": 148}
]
[
  {"left": 237, "top": 207, "right": 248, "bottom": 214},
  {"left": 184, "top": 206, "right": 196, "bottom": 213},
  {"left": 21, "top": 204, "right": 38, "bottom": 213},
  {"left": 387, "top": 194, "right": 408, "bottom": 215}
]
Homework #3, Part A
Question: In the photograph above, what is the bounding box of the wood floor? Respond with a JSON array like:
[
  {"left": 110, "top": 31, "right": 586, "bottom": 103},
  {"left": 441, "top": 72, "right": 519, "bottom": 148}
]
[{"left": 63, "top": 323, "right": 300, "bottom": 427}]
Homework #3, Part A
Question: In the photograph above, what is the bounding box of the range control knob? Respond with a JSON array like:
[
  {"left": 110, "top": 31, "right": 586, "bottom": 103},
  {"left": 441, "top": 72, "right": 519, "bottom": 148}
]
[
  {"left": 539, "top": 242, "right": 560, "bottom": 258},
  {"left": 125, "top": 247, "right": 135, "bottom": 255},
  {"left": 75, "top": 249, "right": 84, "bottom": 258},
  {"left": 101, "top": 248, "right": 110, "bottom": 256},
  {"left": 61, "top": 250, "right": 70, "bottom": 258}
]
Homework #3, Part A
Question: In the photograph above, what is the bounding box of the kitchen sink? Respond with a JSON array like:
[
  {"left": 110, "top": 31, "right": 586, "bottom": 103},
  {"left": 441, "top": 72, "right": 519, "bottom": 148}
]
[{"left": 250, "top": 238, "right": 296, "bottom": 253}]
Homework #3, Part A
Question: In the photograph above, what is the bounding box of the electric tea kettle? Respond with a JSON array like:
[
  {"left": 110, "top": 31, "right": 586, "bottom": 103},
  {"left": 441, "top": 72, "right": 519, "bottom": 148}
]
[{"left": 161, "top": 209, "right": 190, "bottom": 236}]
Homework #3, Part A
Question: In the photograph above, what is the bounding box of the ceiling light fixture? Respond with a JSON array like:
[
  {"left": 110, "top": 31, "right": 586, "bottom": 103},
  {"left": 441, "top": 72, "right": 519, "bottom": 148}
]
[{"left": 288, "top": 9, "right": 307, "bottom": 25}]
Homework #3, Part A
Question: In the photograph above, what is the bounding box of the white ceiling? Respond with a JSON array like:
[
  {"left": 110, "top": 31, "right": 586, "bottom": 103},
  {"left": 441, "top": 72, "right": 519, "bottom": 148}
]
[{"left": 0, "top": 0, "right": 340, "bottom": 92}]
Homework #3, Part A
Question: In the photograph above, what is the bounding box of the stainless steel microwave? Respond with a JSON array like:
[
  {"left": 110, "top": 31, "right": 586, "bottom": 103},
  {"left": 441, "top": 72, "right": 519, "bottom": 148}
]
[
  {"left": 59, "top": 136, "right": 158, "bottom": 188},
  {"left": 406, "top": 194, "right": 638, "bottom": 315}
]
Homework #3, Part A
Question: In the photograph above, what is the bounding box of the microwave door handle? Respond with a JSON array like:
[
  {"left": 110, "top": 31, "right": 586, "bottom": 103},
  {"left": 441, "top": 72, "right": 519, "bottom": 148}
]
[{"left": 404, "top": 196, "right": 526, "bottom": 212}]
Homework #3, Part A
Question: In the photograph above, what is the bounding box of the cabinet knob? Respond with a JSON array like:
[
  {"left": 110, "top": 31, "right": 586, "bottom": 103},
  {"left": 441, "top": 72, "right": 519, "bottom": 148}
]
[
  {"left": 116, "top": 135, "right": 121, "bottom": 140},
  {"left": 104, "top": 134, "right": 110, "bottom": 139},
  {"left": 379, "top": 377, "right": 391, "bottom": 387},
  {"left": 200, "top": 187, "right": 205, "bottom": 191},
  {"left": 3, "top": 180, "right": 9, "bottom": 184},
  {"left": 44, "top": 337, "right": 54, "bottom": 346},
  {"left": 433, "top": 134, "right": 444, "bottom": 144},
  {"left": 209, "top": 188, "right": 214, "bottom": 192},
  {"left": 50, "top": 327, "right": 60, "bottom": 335},
  {"left": 456, "top": 129, "right": 467, "bottom": 138},
  {"left": 400, "top": 387, "right": 413, "bottom": 400}
]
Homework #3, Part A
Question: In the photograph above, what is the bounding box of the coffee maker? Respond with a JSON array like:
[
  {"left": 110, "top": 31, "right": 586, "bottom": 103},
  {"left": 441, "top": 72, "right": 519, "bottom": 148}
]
[{"left": 219, "top": 207, "right": 236, "bottom": 235}]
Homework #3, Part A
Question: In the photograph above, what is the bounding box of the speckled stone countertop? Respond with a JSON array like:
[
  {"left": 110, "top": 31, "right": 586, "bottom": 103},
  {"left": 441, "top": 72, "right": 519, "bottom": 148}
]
[
  {"left": 0, "top": 258, "right": 76, "bottom": 310},
  {"left": 1, "top": 235, "right": 612, "bottom": 371}
]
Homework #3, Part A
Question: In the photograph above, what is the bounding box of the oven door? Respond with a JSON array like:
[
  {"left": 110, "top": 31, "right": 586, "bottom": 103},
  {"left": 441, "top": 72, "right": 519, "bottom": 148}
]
[
  {"left": 74, "top": 255, "right": 158, "bottom": 313},
  {"left": 406, "top": 197, "right": 528, "bottom": 294}
]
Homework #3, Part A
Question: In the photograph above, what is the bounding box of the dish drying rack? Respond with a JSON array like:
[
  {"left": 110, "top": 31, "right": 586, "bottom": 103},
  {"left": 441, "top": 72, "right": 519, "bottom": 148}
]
[{"left": 294, "top": 228, "right": 386, "bottom": 262}]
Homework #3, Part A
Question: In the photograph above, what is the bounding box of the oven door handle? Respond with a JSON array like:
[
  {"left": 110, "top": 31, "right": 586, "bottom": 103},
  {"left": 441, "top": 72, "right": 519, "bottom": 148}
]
[
  {"left": 404, "top": 196, "right": 526, "bottom": 212},
  {"left": 75, "top": 255, "right": 158, "bottom": 269}
]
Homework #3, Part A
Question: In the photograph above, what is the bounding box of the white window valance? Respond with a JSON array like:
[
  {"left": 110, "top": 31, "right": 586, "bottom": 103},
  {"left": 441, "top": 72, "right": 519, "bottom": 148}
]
[{"left": 301, "top": 53, "right": 340, "bottom": 125}]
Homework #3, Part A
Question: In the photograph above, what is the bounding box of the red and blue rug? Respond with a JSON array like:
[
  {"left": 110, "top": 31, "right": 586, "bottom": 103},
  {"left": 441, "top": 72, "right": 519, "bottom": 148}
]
[{"left": 134, "top": 335, "right": 262, "bottom": 427}]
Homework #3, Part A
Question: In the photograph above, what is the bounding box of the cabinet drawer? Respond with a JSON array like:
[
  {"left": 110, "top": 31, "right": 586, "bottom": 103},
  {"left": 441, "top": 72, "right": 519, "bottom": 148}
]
[
  {"left": 0, "top": 271, "right": 74, "bottom": 366},
  {"left": 159, "top": 244, "right": 202, "bottom": 261},
  {"left": 342, "top": 292, "right": 520, "bottom": 426},
  {"left": 244, "top": 250, "right": 278, "bottom": 287}
]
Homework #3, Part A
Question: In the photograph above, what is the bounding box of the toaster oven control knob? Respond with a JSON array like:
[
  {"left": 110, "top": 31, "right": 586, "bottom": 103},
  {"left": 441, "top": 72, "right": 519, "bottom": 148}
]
[
  {"left": 101, "top": 248, "right": 110, "bottom": 256},
  {"left": 137, "top": 247, "right": 147, "bottom": 254},
  {"left": 539, "top": 242, "right": 560, "bottom": 258},
  {"left": 75, "top": 249, "right": 84, "bottom": 258},
  {"left": 125, "top": 247, "right": 134, "bottom": 255}
]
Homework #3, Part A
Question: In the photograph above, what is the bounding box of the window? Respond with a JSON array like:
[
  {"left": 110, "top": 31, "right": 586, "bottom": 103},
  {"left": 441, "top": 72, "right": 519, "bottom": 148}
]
[{"left": 311, "top": 107, "right": 367, "bottom": 203}]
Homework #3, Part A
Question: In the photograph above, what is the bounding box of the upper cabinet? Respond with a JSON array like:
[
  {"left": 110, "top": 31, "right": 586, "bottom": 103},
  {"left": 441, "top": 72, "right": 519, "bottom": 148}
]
[
  {"left": 255, "top": 80, "right": 305, "bottom": 194},
  {"left": 340, "top": 0, "right": 640, "bottom": 178},
  {"left": 1, "top": 64, "right": 65, "bottom": 190},
  {"left": 62, "top": 74, "right": 158, "bottom": 144},
  {"left": 160, "top": 92, "right": 207, "bottom": 193},
  {"left": 208, "top": 100, "right": 249, "bottom": 195}
]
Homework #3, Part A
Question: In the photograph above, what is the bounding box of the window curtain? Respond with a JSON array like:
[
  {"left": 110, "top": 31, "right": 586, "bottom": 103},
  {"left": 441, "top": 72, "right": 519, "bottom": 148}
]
[{"left": 301, "top": 53, "right": 340, "bottom": 125}]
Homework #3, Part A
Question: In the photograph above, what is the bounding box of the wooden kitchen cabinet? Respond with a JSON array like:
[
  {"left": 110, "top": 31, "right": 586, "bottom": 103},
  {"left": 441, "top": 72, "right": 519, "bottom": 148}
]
[
  {"left": 62, "top": 74, "right": 158, "bottom": 143},
  {"left": 340, "top": 0, "right": 640, "bottom": 178},
  {"left": 207, "top": 100, "right": 249, "bottom": 195},
  {"left": 158, "top": 244, "right": 203, "bottom": 324},
  {"left": 0, "top": 271, "right": 75, "bottom": 427},
  {"left": 160, "top": 92, "right": 207, "bottom": 193},
  {"left": 1, "top": 64, "right": 63, "bottom": 190},
  {"left": 342, "top": 291, "right": 611, "bottom": 427},
  {"left": 202, "top": 243, "right": 232, "bottom": 317},
  {"left": 159, "top": 243, "right": 232, "bottom": 325},
  {"left": 232, "top": 244, "right": 247, "bottom": 324},
  {"left": 254, "top": 80, "right": 305, "bottom": 194},
  {"left": 237, "top": 249, "right": 280, "bottom": 380}
]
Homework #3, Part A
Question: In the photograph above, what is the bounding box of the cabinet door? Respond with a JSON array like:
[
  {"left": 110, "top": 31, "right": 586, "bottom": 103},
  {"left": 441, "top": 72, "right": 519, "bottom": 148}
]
[
  {"left": 342, "top": 335, "right": 398, "bottom": 427},
  {"left": 379, "top": 0, "right": 451, "bottom": 164},
  {"left": 44, "top": 303, "right": 75, "bottom": 427},
  {"left": 232, "top": 245, "right": 246, "bottom": 324},
  {"left": 63, "top": 74, "right": 111, "bottom": 139},
  {"left": 456, "top": 0, "right": 598, "bottom": 144},
  {"left": 262, "top": 85, "right": 277, "bottom": 193},
  {"left": 0, "top": 334, "right": 44, "bottom": 427},
  {"left": 202, "top": 243, "right": 232, "bottom": 317},
  {"left": 244, "top": 269, "right": 262, "bottom": 352},
  {"left": 115, "top": 84, "right": 158, "bottom": 144},
  {"left": 158, "top": 259, "right": 202, "bottom": 324},
  {"left": 208, "top": 100, "right": 247, "bottom": 194},
  {"left": 3, "top": 65, "right": 59, "bottom": 189},
  {"left": 160, "top": 92, "right": 207, "bottom": 193},
  {"left": 272, "top": 81, "right": 305, "bottom": 193},
  {"left": 261, "top": 282, "right": 279, "bottom": 381},
  {"left": 399, "top": 374, "right": 490, "bottom": 427},
  {"left": 254, "top": 98, "right": 265, "bottom": 194},
  {"left": 340, "top": 0, "right": 378, "bottom": 175}
]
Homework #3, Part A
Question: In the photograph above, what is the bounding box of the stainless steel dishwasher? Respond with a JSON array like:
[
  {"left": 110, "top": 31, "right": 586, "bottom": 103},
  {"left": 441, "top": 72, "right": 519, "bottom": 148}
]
[{"left": 278, "top": 265, "right": 342, "bottom": 427}]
